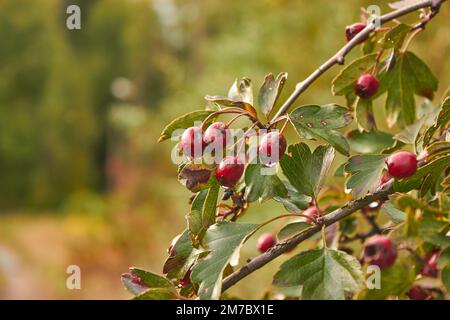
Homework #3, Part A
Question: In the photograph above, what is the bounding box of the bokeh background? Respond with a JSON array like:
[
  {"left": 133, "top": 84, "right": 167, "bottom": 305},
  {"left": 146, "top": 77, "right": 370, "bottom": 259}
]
[{"left": 0, "top": 0, "right": 449, "bottom": 299}]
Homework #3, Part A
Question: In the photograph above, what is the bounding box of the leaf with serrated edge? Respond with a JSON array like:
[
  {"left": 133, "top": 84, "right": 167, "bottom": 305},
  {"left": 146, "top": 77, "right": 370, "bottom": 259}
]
[
  {"left": 273, "top": 181, "right": 312, "bottom": 213},
  {"left": 381, "top": 201, "right": 406, "bottom": 224},
  {"left": 191, "top": 222, "right": 257, "bottom": 300},
  {"left": 347, "top": 130, "right": 395, "bottom": 154},
  {"left": 280, "top": 143, "right": 335, "bottom": 199},
  {"left": 423, "top": 97, "right": 450, "bottom": 146},
  {"left": 380, "top": 23, "right": 410, "bottom": 49},
  {"left": 163, "top": 230, "right": 202, "bottom": 280},
  {"left": 122, "top": 268, "right": 176, "bottom": 297},
  {"left": 273, "top": 248, "right": 364, "bottom": 300},
  {"left": 345, "top": 155, "right": 386, "bottom": 198},
  {"left": 290, "top": 104, "right": 352, "bottom": 155},
  {"left": 384, "top": 51, "right": 438, "bottom": 127},
  {"left": 244, "top": 163, "right": 287, "bottom": 203}
]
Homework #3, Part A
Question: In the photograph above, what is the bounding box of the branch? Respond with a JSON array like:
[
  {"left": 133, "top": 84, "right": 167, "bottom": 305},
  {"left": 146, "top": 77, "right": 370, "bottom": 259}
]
[
  {"left": 222, "top": 181, "right": 394, "bottom": 292},
  {"left": 270, "top": 0, "right": 445, "bottom": 122},
  {"left": 221, "top": 0, "right": 446, "bottom": 294}
]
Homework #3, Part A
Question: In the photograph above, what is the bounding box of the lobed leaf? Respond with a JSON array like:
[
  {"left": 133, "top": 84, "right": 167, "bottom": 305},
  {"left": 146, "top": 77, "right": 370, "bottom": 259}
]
[
  {"left": 273, "top": 248, "right": 364, "bottom": 300},
  {"left": 191, "top": 222, "right": 258, "bottom": 300},
  {"left": 244, "top": 163, "right": 288, "bottom": 203},
  {"left": 344, "top": 154, "right": 386, "bottom": 198},
  {"left": 289, "top": 105, "right": 352, "bottom": 155},
  {"left": 280, "top": 143, "right": 335, "bottom": 199}
]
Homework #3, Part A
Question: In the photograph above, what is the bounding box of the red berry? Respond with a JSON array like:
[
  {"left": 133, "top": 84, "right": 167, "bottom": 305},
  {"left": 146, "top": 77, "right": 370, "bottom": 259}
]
[
  {"left": 257, "top": 233, "right": 276, "bottom": 253},
  {"left": 386, "top": 151, "right": 418, "bottom": 179},
  {"left": 215, "top": 156, "right": 245, "bottom": 188},
  {"left": 301, "top": 206, "right": 321, "bottom": 223},
  {"left": 363, "top": 235, "right": 397, "bottom": 269},
  {"left": 420, "top": 251, "right": 439, "bottom": 277},
  {"left": 180, "top": 127, "right": 205, "bottom": 159},
  {"left": 355, "top": 73, "right": 379, "bottom": 99},
  {"left": 258, "top": 132, "right": 287, "bottom": 165},
  {"left": 203, "top": 122, "right": 230, "bottom": 150},
  {"left": 345, "top": 22, "right": 366, "bottom": 42},
  {"left": 406, "top": 286, "right": 430, "bottom": 300}
]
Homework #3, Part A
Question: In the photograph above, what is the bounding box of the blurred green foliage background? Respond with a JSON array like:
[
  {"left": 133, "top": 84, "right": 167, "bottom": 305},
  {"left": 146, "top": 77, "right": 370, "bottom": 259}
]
[{"left": 0, "top": 0, "right": 448, "bottom": 299}]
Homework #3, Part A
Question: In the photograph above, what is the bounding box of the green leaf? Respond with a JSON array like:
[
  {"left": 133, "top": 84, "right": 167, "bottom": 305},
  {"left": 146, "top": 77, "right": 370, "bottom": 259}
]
[
  {"left": 201, "top": 179, "right": 220, "bottom": 229},
  {"left": 354, "top": 98, "right": 376, "bottom": 132},
  {"left": 121, "top": 268, "right": 178, "bottom": 299},
  {"left": 381, "top": 201, "right": 406, "bottom": 224},
  {"left": 418, "top": 212, "right": 450, "bottom": 248},
  {"left": 277, "top": 221, "right": 311, "bottom": 241},
  {"left": 423, "top": 97, "right": 450, "bottom": 146},
  {"left": 163, "top": 230, "right": 202, "bottom": 280},
  {"left": 228, "top": 77, "right": 253, "bottom": 105},
  {"left": 347, "top": 130, "right": 395, "bottom": 154},
  {"left": 273, "top": 248, "right": 364, "bottom": 300},
  {"left": 280, "top": 143, "right": 335, "bottom": 199},
  {"left": 394, "top": 116, "right": 426, "bottom": 145},
  {"left": 442, "top": 265, "right": 450, "bottom": 294},
  {"left": 134, "top": 288, "right": 179, "bottom": 300},
  {"left": 384, "top": 51, "right": 438, "bottom": 127},
  {"left": 380, "top": 23, "right": 410, "bottom": 49},
  {"left": 344, "top": 154, "right": 386, "bottom": 198},
  {"left": 273, "top": 181, "right": 312, "bottom": 213},
  {"left": 332, "top": 54, "right": 377, "bottom": 96},
  {"left": 289, "top": 104, "right": 352, "bottom": 155},
  {"left": 361, "top": 257, "right": 416, "bottom": 300},
  {"left": 158, "top": 110, "right": 214, "bottom": 142},
  {"left": 258, "top": 72, "right": 288, "bottom": 118},
  {"left": 191, "top": 222, "right": 257, "bottom": 300},
  {"left": 244, "top": 163, "right": 287, "bottom": 203}
]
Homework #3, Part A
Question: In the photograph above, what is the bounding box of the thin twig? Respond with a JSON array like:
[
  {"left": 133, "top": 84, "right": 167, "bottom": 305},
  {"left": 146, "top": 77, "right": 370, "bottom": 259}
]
[{"left": 270, "top": 0, "right": 445, "bottom": 123}]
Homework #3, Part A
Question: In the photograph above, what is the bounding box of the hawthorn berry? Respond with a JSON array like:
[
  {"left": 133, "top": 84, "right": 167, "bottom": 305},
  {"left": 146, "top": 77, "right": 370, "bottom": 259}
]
[
  {"left": 257, "top": 233, "right": 276, "bottom": 253},
  {"left": 301, "top": 206, "right": 321, "bottom": 223},
  {"left": 258, "top": 131, "right": 287, "bottom": 165},
  {"left": 345, "top": 22, "right": 366, "bottom": 42},
  {"left": 386, "top": 151, "right": 418, "bottom": 179},
  {"left": 354, "top": 73, "right": 379, "bottom": 99},
  {"left": 406, "top": 286, "right": 430, "bottom": 300},
  {"left": 362, "top": 235, "right": 397, "bottom": 269},
  {"left": 215, "top": 156, "right": 245, "bottom": 188},
  {"left": 180, "top": 126, "right": 205, "bottom": 159},
  {"left": 203, "top": 122, "right": 230, "bottom": 150},
  {"left": 420, "top": 251, "right": 439, "bottom": 277}
]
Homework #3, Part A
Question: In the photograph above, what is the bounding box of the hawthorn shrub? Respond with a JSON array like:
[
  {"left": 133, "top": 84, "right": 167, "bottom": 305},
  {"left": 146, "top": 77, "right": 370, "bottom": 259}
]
[{"left": 122, "top": 1, "right": 450, "bottom": 300}]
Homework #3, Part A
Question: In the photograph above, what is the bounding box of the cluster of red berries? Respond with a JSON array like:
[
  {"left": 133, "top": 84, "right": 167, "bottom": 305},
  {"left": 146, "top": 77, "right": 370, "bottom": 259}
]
[{"left": 181, "top": 123, "right": 287, "bottom": 188}]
